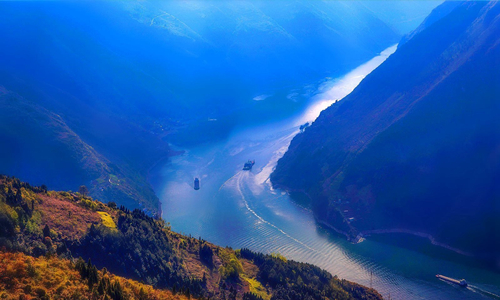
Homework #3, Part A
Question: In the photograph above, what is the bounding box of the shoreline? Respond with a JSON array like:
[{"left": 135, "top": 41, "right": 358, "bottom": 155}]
[
  {"left": 361, "top": 228, "right": 473, "bottom": 257},
  {"left": 146, "top": 148, "right": 185, "bottom": 219},
  {"left": 316, "top": 219, "right": 473, "bottom": 257},
  {"left": 280, "top": 189, "right": 476, "bottom": 258}
]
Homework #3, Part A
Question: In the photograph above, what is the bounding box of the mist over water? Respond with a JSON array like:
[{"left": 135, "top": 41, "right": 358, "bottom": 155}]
[
  {"left": 150, "top": 46, "right": 500, "bottom": 300},
  {"left": 297, "top": 45, "right": 398, "bottom": 126}
]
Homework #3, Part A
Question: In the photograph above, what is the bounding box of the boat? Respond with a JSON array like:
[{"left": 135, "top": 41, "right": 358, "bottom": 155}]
[
  {"left": 194, "top": 178, "right": 200, "bottom": 190},
  {"left": 299, "top": 122, "right": 310, "bottom": 131},
  {"left": 436, "top": 274, "right": 468, "bottom": 287},
  {"left": 243, "top": 160, "right": 255, "bottom": 170}
]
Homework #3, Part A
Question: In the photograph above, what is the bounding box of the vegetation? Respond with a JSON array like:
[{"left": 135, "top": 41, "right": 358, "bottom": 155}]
[
  {"left": 0, "top": 251, "right": 190, "bottom": 300},
  {"left": 0, "top": 89, "right": 167, "bottom": 216},
  {"left": 271, "top": 1, "right": 500, "bottom": 259},
  {"left": 241, "top": 276, "right": 269, "bottom": 300},
  {"left": 240, "top": 249, "right": 382, "bottom": 300},
  {"left": 0, "top": 175, "right": 382, "bottom": 299},
  {"left": 199, "top": 243, "right": 214, "bottom": 268},
  {"left": 97, "top": 211, "right": 117, "bottom": 229}
]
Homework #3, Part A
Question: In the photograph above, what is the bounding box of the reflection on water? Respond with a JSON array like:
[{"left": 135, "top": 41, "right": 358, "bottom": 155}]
[
  {"left": 297, "top": 44, "right": 397, "bottom": 126},
  {"left": 150, "top": 45, "right": 500, "bottom": 300}
]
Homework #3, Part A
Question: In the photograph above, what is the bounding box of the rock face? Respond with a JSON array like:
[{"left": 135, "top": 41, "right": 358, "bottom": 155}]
[{"left": 271, "top": 1, "right": 500, "bottom": 260}]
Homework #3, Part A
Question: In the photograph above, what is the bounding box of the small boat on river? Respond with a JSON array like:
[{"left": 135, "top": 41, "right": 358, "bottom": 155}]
[
  {"left": 436, "top": 274, "right": 467, "bottom": 287},
  {"left": 194, "top": 178, "right": 200, "bottom": 190},
  {"left": 300, "top": 122, "right": 310, "bottom": 131},
  {"left": 243, "top": 160, "right": 255, "bottom": 170}
]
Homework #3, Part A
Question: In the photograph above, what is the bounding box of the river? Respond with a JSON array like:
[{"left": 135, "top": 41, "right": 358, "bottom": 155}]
[{"left": 150, "top": 45, "right": 500, "bottom": 300}]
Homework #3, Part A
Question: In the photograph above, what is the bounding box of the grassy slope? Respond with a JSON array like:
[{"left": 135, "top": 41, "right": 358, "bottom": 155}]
[{"left": 0, "top": 175, "right": 382, "bottom": 300}]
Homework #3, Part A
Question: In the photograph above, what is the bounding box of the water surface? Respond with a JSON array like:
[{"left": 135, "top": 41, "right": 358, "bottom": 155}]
[{"left": 151, "top": 45, "right": 500, "bottom": 299}]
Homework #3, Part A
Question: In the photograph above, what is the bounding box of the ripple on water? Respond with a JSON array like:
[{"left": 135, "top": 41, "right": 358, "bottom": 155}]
[{"left": 154, "top": 44, "right": 499, "bottom": 299}]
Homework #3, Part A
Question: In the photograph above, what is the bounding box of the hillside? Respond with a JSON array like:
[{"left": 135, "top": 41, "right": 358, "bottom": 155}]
[
  {"left": 0, "top": 252, "right": 190, "bottom": 300},
  {"left": 271, "top": 1, "right": 500, "bottom": 260},
  {"left": 0, "top": 88, "right": 163, "bottom": 215},
  {"left": 0, "top": 0, "right": 428, "bottom": 212},
  {"left": 0, "top": 175, "right": 382, "bottom": 300}
]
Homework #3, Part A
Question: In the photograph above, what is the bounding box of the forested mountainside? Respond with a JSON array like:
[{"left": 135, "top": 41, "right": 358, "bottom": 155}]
[
  {"left": 0, "top": 175, "right": 382, "bottom": 300},
  {"left": 0, "top": 88, "right": 162, "bottom": 214},
  {"left": 0, "top": 252, "right": 190, "bottom": 300},
  {"left": 272, "top": 1, "right": 500, "bottom": 260},
  {"left": 0, "top": 0, "right": 438, "bottom": 212}
]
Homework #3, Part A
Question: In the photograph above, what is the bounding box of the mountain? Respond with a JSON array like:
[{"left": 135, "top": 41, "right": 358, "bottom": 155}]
[
  {"left": 0, "top": 0, "right": 403, "bottom": 128},
  {"left": 0, "top": 251, "right": 189, "bottom": 300},
  {"left": 0, "top": 88, "right": 164, "bottom": 214},
  {"left": 399, "top": 1, "right": 460, "bottom": 46},
  {"left": 271, "top": 1, "right": 500, "bottom": 261},
  {"left": 0, "top": 1, "right": 413, "bottom": 211},
  {"left": 0, "top": 175, "right": 382, "bottom": 300},
  {"left": 359, "top": 1, "right": 443, "bottom": 35}
]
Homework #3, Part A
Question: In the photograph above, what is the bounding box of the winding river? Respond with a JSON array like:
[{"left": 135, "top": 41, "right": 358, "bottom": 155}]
[{"left": 150, "top": 45, "right": 500, "bottom": 300}]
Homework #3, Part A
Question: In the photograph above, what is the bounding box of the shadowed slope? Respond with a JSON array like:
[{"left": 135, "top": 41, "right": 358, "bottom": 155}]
[{"left": 272, "top": 1, "right": 500, "bottom": 260}]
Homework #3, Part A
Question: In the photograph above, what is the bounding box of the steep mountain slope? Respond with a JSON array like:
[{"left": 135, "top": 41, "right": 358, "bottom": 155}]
[
  {"left": 0, "top": 0, "right": 408, "bottom": 211},
  {"left": 0, "top": 252, "right": 190, "bottom": 300},
  {"left": 0, "top": 175, "right": 382, "bottom": 300},
  {"left": 360, "top": 1, "right": 442, "bottom": 35},
  {"left": 271, "top": 1, "right": 500, "bottom": 260},
  {"left": 399, "top": 1, "right": 461, "bottom": 46},
  {"left": 0, "top": 88, "right": 162, "bottom": 214}
]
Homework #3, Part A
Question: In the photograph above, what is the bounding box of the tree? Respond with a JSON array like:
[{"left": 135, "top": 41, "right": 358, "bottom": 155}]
[
  {"left": 78, "top": 185, "right": 89, "bottom": 197},
  {"left": 0, "top": 212, "right": 15, "bottom": 239},
  {"left": 199, "top": 243, "right": 214, "bottom": 268},
  {"left": 43, "top": 225, "right": 51, "bottom": 238}
]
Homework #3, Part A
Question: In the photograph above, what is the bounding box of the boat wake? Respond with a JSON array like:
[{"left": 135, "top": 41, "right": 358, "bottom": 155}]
[
  {"left": 468, "top": 285, "right": 500, "bottom": 299},
  {"left": 234, "top": 172, "right": 322, "bottom": 255}
]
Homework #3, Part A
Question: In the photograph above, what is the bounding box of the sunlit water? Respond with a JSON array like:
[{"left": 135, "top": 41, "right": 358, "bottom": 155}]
[{"left": 150, "top": 45, "right": 500, "bottom": 300}]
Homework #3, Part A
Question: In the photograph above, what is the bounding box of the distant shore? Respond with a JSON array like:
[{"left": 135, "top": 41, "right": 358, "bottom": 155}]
[
  {"left": 361, "top": 228, "right": 473, "bottom": 257},
  {"left": 146, "top": 147, "right": 185, "bottom": 219},
  {"left": 316, "top": 219, "right": 473, "bottom": 257}
]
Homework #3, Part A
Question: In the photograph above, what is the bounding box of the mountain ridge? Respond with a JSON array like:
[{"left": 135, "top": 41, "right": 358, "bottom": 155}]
[
  {"left": 271, "top": 1, "right": 500, "bottom": 261},
  {"left": 0, "top": 175, "right": 382, "bottom": 300},
  {"left": 0, "top": 0, "right": 409, "bottom": 212}
]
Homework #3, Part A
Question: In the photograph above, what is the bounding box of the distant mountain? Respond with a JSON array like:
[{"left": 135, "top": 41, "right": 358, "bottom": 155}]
[
  {"left": 399, "top": 1, "right": 460, "bottom": 46},
  {"left": 272, "top": 1, "right": 500, "bottom": 261},
  {"left": 0, "top": 0, "right": 414, "bottom": 211},
  {"left": 0, "top": 87, "right": 165, "bottom": 214},
  {"left": 0, "top": 175, "right": 383, "bottom": 300},
  {"left": 360, "top": 1, "right": 442, "bottom": 35},
  {"left": 0, "top": 0, "right": 403, "bottom": 123}
]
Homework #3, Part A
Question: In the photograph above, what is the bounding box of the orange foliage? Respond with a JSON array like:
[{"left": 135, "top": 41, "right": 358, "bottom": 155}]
[
  {"left": 0, "top": 251, "right": 192, "bottom": 300},
  {"left": 37, "top": 194, "right": 102, "bottom": 240}
]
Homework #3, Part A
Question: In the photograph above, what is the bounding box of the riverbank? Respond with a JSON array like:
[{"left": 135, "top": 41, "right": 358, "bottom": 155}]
[
  {"left": 150, "top": 44, "right": 500, "bottom": 299},
  {"left": 146, "top": 146, "right": 185, "bottom": 218},
  {"left": 361, "top": 229, "right": 473, "bottom": 257},
  {"left": 316, "top": 217, "right": 473, "bottom": 257}
]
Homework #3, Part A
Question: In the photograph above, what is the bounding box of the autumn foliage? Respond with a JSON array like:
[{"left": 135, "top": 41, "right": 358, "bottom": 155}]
[
  {"left": 0, "top": 175, "right": 382, "bottom": 300},
  {"left": 0, "top": 251, "right": 190, "bottom": 300}
]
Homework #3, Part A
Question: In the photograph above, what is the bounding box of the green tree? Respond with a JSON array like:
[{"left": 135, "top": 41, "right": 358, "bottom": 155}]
[
  {"left": 78, "top": 185, "right": 89, "bottom": 197},
  {"left": 43, "top": 225, "right": 51, "bottom": 238}
]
